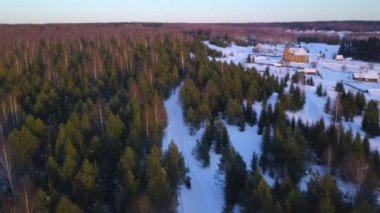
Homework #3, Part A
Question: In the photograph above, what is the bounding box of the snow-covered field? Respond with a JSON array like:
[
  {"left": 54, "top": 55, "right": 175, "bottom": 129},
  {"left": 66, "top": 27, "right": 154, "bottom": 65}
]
[{"left": 163, "top": 41, "right": 380, "bottom": 212}]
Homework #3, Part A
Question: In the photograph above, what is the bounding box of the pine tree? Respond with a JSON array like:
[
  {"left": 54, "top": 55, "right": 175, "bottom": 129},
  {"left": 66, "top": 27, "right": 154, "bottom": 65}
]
[
  {"left": 24, "top": 115, "right": 45, "bottom": 137},
  {"left": 292, "top": 86, "right": 305, "bottom": 111},
  {"left": 56, "top": 196, "right": 83, "bottom": 213},
  {"left": 195, "top": 139, "right": 211, "bottom": 167},
  {"left": 362, "top": 100, "right": 380, "bottom": 137},
  {"left": 324, "top": 97, "right": 331, "bottom": 113},
  {"left": 318, "top": 197, "right": 335, "bottom": 213},
  {"left": 352, "top": 200, "right": 374, "bottom": 213},
  {"left": 342, "top": 91, "right": 356, "bottom": 122},
  {"left": 250, "top": 152, "right": 259, "bottom": 174},
  {"left": 221, "top": 148, "right": 247, "bottom": 212},
  {"left": 307, "top": 77, "right": 314, "bottom": 86},
  {"left": 226, "top": 99, "right": 243, "bottom": 125},
  {"left": 246, "top": 54, "right": 252, "bottom": 63},
  {"left": 74, "top": 159, "right": 99, "bottom": 206},
  {"left": 118, "top": 147, "right": 138, "bottom": 206},
  {"left": 245, "top": 101, "right": 257, "bottom": 126},
  {"left": 215, "top": 122, "right": 230, "bottom": 154},
  {"left": 355, "top": 92, "right": 366, "bottom": 115},
  {"left": 258, "top": 106, "right": 268, "bottom": 135},
  {"left": 362, "top": 135, "right": 370, "bottom": 156},
  {"left": 252, "top": 179, "right": 281, "bottom": 213},
  {"left": 105, "top": 113, "right": 126, "bottom": 143},
  {"left": 316, "top": 83, "right": 323, "bottom": 97},
  {"left": 274, "top": 101, "right": 287, "bottom": 130},
  {"left": 146, "top": 146, "right": 172, "bottom": 211},
  {"left": 186, "top": 107, "right": 198, "bottom": 133},
  {"left": 335, "top": 82, "right": 345, "bottom": 93},
  {"left": 259, "top": 127, "right": 271, "bottom": 173},
  {"left": 306, "top": 175, "right": 343, "bottom": 213},
  {"left": 163, "top": 141, "right": 188, "bottom": 189},
  {"left": 8, "top": 126, "right": 39, "bottom": 168},
  {"left": 238, "top": 117, "right": 245, "bottom": 132}
]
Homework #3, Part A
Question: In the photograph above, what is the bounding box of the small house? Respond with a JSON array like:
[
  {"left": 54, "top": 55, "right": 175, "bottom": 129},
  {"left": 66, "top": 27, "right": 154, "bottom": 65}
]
[
  {"left": 298, "top": 68, "right": 318, "bottom": 75},
  {"left": 336, "top": 55, "right": 344, "bottom": 61},
  {"left": 353, "top": 71, "right": 378, "bottom": 82}
]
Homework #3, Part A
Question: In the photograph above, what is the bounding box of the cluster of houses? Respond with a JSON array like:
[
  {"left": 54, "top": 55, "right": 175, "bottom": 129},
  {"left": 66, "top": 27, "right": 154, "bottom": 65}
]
[
  {"left": 281, "top": 45, "right": 379, "bottom": 83},
  {"left": 282, "top": 45, "right": 347, "bottom": 63}
]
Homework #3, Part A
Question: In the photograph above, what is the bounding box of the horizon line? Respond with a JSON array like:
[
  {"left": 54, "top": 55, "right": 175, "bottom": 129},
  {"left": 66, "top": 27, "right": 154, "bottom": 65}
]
[{"left": 0, "top": 20, "right": 379, "bottom": 26}]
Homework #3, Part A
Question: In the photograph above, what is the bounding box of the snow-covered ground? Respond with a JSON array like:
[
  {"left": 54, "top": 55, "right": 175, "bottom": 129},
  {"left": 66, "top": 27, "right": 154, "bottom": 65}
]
[
  {"left": 162, "top": 86, "right": 275, "bottom": 212},
  {"left": 204, "top": 41, "right": 380, "bottom": 201},
  {"left": 162, "top": 86, "right": 224, "bottom": 213},
  {"left": 162, "top": 41, "right": 380, "bottom": 212},
  {"left": 163, "top": 83, "right": 279, "bottom": 212},
  {"left": 205, "top": 40, "right": 380, "bottom": 152}
]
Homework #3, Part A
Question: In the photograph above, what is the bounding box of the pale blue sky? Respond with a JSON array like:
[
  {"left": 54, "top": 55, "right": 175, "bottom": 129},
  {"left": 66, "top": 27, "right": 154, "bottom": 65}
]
[{"left": 0, "top": 0, "right": 379, "bottom": 24}]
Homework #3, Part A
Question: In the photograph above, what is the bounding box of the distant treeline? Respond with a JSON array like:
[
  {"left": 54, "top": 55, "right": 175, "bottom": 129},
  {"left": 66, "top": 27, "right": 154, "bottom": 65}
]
[
  {"left": 297, "top": 35, "right": 341, "bottom": 45},
  {"left": 217, "top": 21, "right": 380, "bottom": 31},
  {"left": 339, "top": 37, "right": 380, "bottom": 62}
]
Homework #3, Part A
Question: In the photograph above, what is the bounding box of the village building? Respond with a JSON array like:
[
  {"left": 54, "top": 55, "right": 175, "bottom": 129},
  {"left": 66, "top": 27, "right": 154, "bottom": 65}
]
[
  {"left": 353, "top": 71, "right": 379, "bottom": 82},
  {"left": 283, "top": 46, "right": 309, "bottom": 63},
  {"left": 336, "top": 55, "right": 344, "bottom": 61},
  {"left": 297, "top": 68, "right": 318, "bottom": 75}
]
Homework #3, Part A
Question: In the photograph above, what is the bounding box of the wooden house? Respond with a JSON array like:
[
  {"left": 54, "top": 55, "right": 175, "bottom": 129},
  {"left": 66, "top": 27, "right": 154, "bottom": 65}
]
[
  {"left": 353, "top": 71, "right": 378, "bottom": 82},
  {"left": 283, "top": 46, "right": 309, "bottom": 63}
]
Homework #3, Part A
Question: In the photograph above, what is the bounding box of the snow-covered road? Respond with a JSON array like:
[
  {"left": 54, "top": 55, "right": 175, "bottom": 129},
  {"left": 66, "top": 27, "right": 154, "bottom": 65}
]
[
  {"left": 162, "top": 85, "right": 224, "bottom": 213},
  {"left": 162, "top": 84, "right": 274, "bottom": 212}
]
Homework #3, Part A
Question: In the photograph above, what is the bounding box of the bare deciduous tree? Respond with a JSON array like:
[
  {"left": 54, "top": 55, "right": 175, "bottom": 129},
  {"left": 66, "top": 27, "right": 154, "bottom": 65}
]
[
  {"left": 323, "top": 144, "right": 334, "bottom": 174},
  {"left": 347, "top": 152, "right": 368, "bottom": 187},
  {"left": 0, "top": 143, "right": 17, "bottom": 197}
]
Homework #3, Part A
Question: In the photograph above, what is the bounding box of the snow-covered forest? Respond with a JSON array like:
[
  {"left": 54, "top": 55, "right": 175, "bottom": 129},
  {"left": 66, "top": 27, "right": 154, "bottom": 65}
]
[{"left": 0, "top": 23, "right": 379, "bottom": 212}]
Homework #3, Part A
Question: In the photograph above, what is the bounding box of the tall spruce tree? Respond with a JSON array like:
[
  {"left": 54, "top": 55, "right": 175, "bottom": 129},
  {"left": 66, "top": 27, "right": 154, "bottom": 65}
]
[{"left": 362, "top": 100, "right": 380, "bottom": 137}]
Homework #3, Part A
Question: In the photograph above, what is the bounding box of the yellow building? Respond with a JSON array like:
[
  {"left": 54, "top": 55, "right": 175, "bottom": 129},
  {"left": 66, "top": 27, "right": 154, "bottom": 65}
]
[{"left": 283, "top": 46, "right": 309, "bottom": 63}]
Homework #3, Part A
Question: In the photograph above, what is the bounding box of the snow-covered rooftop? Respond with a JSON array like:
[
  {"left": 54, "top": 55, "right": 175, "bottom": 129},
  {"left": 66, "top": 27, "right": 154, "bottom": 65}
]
[
  {"left": 299, "top": 68, "right": 318, "bottom": 73},
  {"left": 288, "top": 47, "right": 308, "bottom": 56},
  {"left": 336, "top": 55, "right": 344, "bottom": 60},
  {"left": 353, "top": 71, "right": 379, "bottom": 80}
]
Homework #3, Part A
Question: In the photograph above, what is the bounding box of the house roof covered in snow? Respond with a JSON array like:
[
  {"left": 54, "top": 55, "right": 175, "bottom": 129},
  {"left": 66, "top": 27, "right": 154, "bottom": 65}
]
[
  {"left": 288, "top": 47, "right": 308, "bottom": 56},
  {"left": 353, "top": 71, "right": 379, "bottom": 80},
  {"left": 298, "top": 68, "right": 318, "bottom": 73}
]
